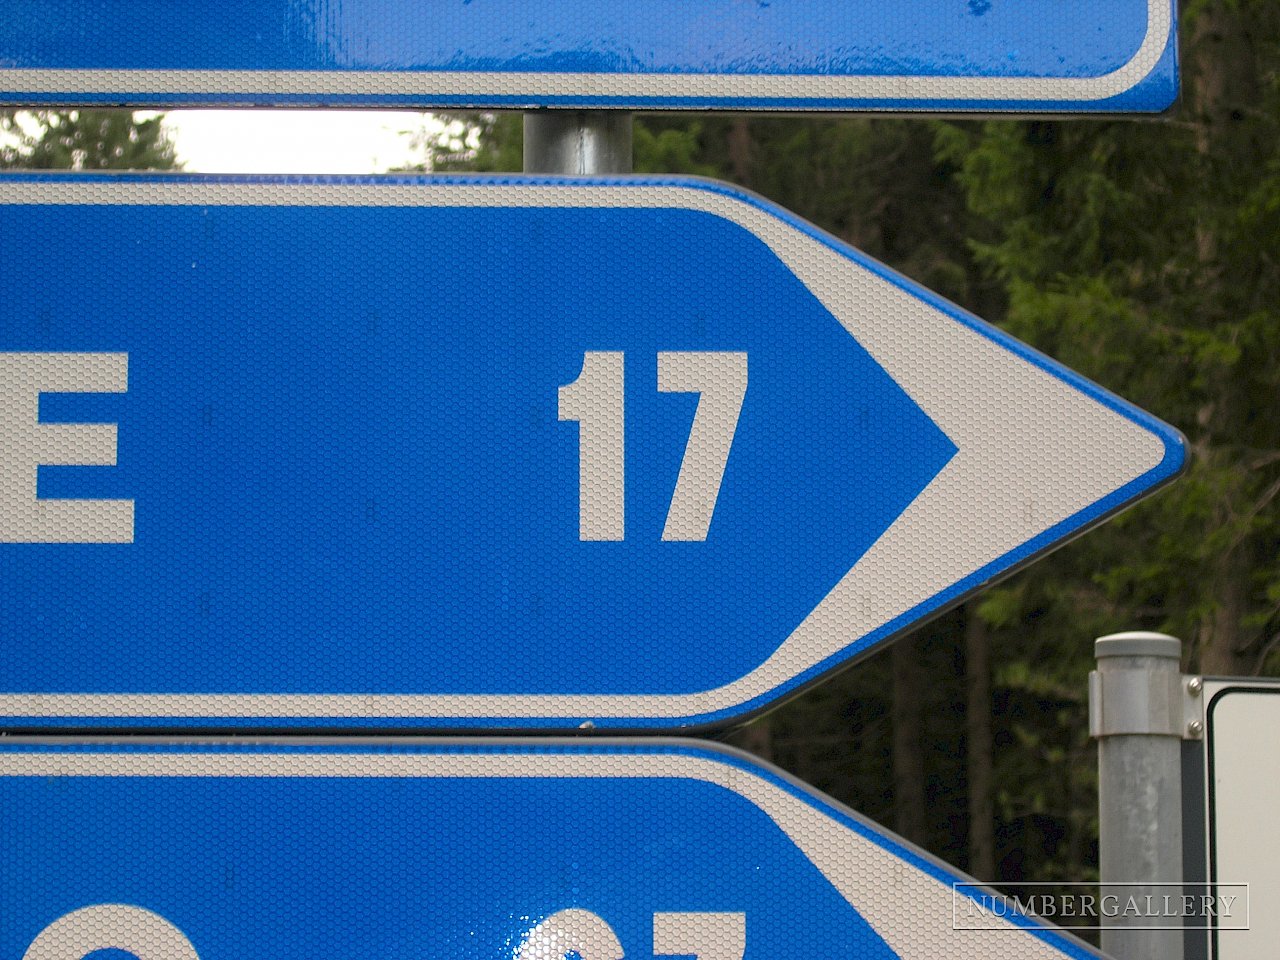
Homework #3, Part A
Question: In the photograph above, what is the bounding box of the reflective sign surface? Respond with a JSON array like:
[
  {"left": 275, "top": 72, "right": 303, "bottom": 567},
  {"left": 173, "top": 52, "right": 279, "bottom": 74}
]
[
  {"left": 0, "top": 0, "right": 1178, "bottom": 111},
  {"left": 1, "top": 739, "right": 1104, "bottom": 960},
  {"left": 0, "top": 175, "right": 1183, "bottom": 730}
]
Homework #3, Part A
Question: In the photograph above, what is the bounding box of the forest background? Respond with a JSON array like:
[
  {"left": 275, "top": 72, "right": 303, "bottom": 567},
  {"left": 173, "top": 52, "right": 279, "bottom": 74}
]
[{"left": 3, "top": 0, "right": 1278, "bottom": 943}]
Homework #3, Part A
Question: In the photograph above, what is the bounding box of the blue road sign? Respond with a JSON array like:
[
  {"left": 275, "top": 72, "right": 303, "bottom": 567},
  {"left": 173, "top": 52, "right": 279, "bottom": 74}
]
[
  {"left": 0, "top": 174, "right": 1184, "bottom": 731},
  {"left": 0, "top": 0, "right": 1178, "bottom": 112},
  {"left": 1, "top": 739, "right": 1105, "bottom": 960}
]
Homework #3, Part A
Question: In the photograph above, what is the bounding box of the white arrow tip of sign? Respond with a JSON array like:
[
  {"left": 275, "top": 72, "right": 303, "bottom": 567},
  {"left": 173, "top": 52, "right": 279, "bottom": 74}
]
[{"left": 675, "top": 183, "right": 1184, "bottom": 717}]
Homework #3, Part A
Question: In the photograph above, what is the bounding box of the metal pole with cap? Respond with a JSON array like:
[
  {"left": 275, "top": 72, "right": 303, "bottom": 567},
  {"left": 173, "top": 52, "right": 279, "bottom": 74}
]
[{"left": 1089, "top": 632, "right": 1187, "bottom": 960}]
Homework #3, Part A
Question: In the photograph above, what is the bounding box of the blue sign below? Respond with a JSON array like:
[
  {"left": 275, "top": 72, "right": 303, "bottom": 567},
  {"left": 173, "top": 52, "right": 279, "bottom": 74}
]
[
  {"left": 0, "top": 175, "right": 1183, "bottom": 730},
  {"left": 0, "top": 739, "right": 1105, "bottom": 960},
  {"left": 0, "top": 0, "right": 1178, "bottom": 112}
]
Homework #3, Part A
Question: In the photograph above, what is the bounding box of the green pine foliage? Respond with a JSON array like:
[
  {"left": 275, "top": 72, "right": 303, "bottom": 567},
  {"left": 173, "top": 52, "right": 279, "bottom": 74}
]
[
  {"left": 414, "top": 113, "right": 523, "bottom": 173},
  {"left": 1, "top": 110, "right": 180, "bottom": 170}
]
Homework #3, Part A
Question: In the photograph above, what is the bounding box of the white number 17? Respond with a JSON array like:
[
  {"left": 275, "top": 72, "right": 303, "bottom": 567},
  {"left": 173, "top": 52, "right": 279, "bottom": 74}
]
[{"left": 558, "top": 351, "right": 748, "bottom": 542}]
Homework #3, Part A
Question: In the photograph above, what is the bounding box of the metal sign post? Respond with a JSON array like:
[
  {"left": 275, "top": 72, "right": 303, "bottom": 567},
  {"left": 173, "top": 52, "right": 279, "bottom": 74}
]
[
  {"left": 1090, "top": 633, "right": 1189, "bottom": 960},
  {"left": 524, "top": 113, "right": 633, "bottom": 176}
]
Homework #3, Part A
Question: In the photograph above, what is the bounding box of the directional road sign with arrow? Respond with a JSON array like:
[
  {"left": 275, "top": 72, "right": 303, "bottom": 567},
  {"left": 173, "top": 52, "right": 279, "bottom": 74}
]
[
  {"left": 1, "top": 739, "right": 1107, "bottom": 960},
  {"left": 0, "top": 0, "right": 1178, "bottom": 112},
  {"left": 0, "top": 174, "right": 1184, "bottom": 730}
]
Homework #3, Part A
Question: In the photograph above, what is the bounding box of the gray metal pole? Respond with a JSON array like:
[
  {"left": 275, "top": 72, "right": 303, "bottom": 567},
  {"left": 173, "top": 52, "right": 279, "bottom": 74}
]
[
  {"left": 1090, "top": 632, "right": 1185, "bottom": 960},
  {"left": 523, "top": 112, "right": 633, "bottom": 175}
]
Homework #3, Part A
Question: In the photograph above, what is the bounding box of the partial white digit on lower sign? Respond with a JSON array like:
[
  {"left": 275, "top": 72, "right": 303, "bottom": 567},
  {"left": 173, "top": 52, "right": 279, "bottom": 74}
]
[
  {"left": 514, "top": 908, "right": 626, "bottom": 960},
  {"left": 654, "top": 912, "right": 746, "bottom": 960},
  {"left": 23, "top": 904, "right": 199, "bottom": 960}
]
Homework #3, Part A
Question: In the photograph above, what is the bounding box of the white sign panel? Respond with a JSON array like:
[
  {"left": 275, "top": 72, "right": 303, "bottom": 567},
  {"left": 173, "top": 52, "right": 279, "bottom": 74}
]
[{"left": 1203, "top": 680, "right": 1280, "bottom": 959}]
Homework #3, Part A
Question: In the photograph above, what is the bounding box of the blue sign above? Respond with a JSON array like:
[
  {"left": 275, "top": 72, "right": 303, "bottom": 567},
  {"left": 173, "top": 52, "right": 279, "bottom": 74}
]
[
  {"left": 0, "top": 0, "right": 1178, "bottom": 112},
  {"left": 0, "top": 739, "right": 1105, "bottom": 960},
  {"left": 0, "top": 174, "right": 1183, "bottom": 730}
]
